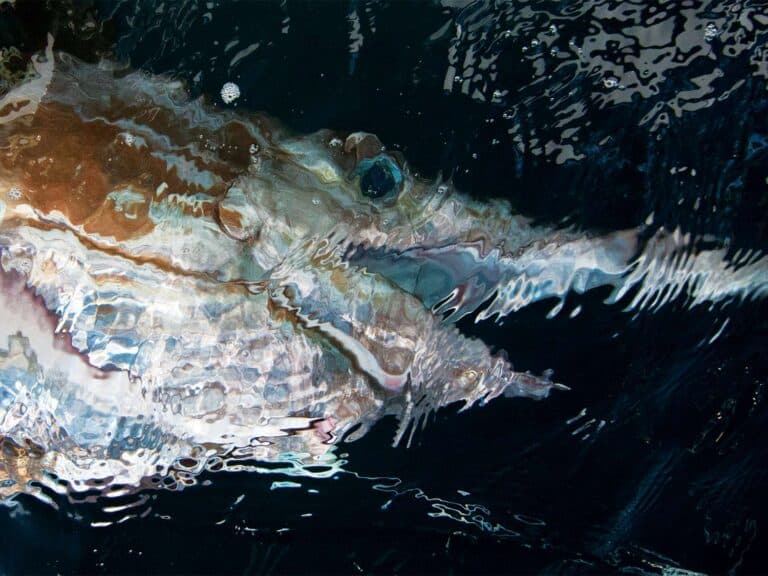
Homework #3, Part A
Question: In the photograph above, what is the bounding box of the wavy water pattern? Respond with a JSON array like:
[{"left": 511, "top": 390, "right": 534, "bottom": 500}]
[{"left": 439, "top": 0, "right": 768, "bottom": 162}]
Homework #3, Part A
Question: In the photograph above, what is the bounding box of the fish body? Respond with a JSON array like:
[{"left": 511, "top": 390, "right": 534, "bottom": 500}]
[{"left": 0, "top": 43, "right": 765, "bottom": 500}]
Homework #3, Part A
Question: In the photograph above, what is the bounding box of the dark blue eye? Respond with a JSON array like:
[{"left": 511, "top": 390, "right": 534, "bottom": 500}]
[{"left": 357, "top": 155, "right": 403, "bottom": 199}]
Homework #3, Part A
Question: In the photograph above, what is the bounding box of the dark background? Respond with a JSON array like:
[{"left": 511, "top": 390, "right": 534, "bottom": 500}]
[{"left": 1, "top": 1, "right": 767, "bottom": 573}]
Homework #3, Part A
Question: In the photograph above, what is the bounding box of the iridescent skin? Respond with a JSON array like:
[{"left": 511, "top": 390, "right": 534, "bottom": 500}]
[{"left": 0, "top": 43, "right": 765, "bottom": 500}]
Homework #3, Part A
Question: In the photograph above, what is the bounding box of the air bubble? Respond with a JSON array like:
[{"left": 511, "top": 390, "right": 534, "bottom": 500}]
[
  {"left": 220, "top": 82, "right": 241, "bottom": 104},
  {"left": 704, "top": 23, "right": 719, "bottom": 42},
  {"left": 603, "top": 77, "right": 619, "bottom": 89},
  {"left": 8, "top": 186, "right": 22, "bottom": 200}
]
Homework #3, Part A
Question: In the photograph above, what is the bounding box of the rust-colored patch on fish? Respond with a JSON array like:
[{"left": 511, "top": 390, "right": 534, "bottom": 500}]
[
  {"left": 0, "top": 437, "right": 52, "bottom": 500},
  {"left": 2, "top": 105, "right": 150, "bottom": 240},
  {"left": 0, "top": 99, "right": 261, "bottom": 243},
  {"left": 217, "top": 203, "right": 245, "bottom": 235}
]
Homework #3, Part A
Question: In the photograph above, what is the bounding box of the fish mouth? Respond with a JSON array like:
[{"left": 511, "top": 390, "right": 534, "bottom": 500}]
[
  {"left": 345, "top": 230, "right": 641, "bottom": 323},
  {"left": 345, "top": 240, "right": 506, "bottom": 322}
]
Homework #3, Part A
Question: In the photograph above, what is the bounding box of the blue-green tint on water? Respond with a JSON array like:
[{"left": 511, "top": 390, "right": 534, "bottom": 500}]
[{"left": 0, "top": 1, "right": 766, "bottom": 574}]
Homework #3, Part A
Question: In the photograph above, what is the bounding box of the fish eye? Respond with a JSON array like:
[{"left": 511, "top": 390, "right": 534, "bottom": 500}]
[{"left": 357, "top": 155, "right": 402, "bottom": 199}]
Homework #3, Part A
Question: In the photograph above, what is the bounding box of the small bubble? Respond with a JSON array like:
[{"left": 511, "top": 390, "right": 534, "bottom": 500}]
[
  {"left": 437, "top": 184, "right": 448, "bottom": 195},
  {"left": 548, "top": 24, "right": 557, "bottom": 34},
  {"left": 603, "top": 77, "right": 619, "bottom": 89},
  {"left": 249, "top": 143, "right": 259, "bottom": 154},
  {"left": 312, "top": 198, "right": 320, "bottom": 206},
  {"left": 328, "top": 137, "right": 342, "bottom": 148},
  {"left": 8, "top": 186, "right": 22, "bottom": 200},
  {"left": 220, "top": 82, "right": 241, "bottom": 104}
]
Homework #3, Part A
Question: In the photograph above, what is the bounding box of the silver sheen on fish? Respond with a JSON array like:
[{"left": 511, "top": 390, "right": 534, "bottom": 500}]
[{"left": 0, "top": 39, "right": 765, "bottom": 501}]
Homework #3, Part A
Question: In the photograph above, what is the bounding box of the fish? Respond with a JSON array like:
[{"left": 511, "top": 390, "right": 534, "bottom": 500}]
[{"left": 0, "top": 38, "right": 765, "bottom": 503}]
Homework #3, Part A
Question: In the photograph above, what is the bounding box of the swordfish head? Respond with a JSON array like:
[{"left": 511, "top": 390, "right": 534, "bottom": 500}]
[{"left": 0, "top": 45, "right": 569, "bottom": 499}]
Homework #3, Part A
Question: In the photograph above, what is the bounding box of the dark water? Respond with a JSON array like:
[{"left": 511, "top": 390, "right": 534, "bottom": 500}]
[{"left": 1, "top": 0, "right": 767, "bottom": 573}]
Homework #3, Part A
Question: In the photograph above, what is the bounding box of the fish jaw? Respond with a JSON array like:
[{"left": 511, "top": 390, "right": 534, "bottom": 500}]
[{"left": 265, "top": 241, "right": 564, "bottom": 448}]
